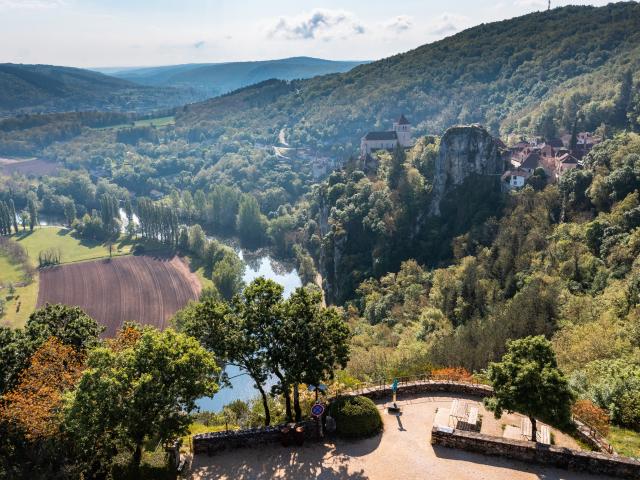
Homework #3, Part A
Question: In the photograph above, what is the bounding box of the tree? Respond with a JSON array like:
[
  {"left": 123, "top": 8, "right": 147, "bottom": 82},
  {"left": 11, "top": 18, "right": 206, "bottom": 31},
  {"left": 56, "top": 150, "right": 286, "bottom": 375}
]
[
  {"left": 175, "top": 278, "right": 283, "bottom": 426},
  {"left": 274, "top": 287, "right": 350, "bottom": 421},
  {"left": 188, "top": 224, "right": 207, "bottom": 258},
  {"left": 0, "top": 305, "right": 102, "bottom": 394},
  {"left": 64, "top": 200, "right": 77, "bottom": 227},
  {"left": 211, "top": 254, "right": 245, "bottom": 301},
  {"left": 0, "top": 337, "right": 84, "bottom": 441},
  {"left": 485, "top": 336, "right": 574, "bottom": 443},
  {"left": 27, "top": 198, "right": 37, "bottom": 231},
  {"left": 64, "top": 326, "right": 218, "bottom": 474},
  {"left": 387, "top": 144, "right": 406, "bottom": 190},
  {"left": 237, "top": 195, "right": 267, "bottom": 247}
]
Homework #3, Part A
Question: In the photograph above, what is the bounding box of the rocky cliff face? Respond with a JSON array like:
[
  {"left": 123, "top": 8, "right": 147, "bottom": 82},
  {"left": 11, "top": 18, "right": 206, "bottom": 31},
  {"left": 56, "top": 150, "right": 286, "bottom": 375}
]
[{"left": 429, "top": 124, "right": 505, "bottom": 215}]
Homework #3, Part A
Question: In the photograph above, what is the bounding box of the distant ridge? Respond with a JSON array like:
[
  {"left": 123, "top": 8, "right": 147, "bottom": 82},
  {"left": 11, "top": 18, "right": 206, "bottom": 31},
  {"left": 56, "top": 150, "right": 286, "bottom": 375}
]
[
  {"left": 100, "top": 57, "right": 368, "bottom": 98},
  {"left": 0, "top": 63, "right": 193, "bottom": 115}
]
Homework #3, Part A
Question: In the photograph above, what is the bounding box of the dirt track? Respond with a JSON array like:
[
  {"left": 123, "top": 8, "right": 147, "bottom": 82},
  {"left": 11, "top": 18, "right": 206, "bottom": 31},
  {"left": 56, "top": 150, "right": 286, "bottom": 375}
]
[{"left": 37, "top": 255, "right": 200, "bottom": 336}]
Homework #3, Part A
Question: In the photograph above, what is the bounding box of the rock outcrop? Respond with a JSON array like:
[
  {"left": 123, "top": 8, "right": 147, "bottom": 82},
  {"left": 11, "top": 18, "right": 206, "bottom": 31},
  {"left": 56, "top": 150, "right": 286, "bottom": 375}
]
[{"left": 429, "top": 124, "right": 505, "bottom": 215}]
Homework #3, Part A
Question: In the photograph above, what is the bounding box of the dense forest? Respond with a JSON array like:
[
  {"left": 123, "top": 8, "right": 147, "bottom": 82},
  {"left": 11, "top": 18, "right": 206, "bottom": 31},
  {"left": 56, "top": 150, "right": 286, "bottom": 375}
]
[{"left": 0, "top": 64, "right": 194, "bottom": 116}]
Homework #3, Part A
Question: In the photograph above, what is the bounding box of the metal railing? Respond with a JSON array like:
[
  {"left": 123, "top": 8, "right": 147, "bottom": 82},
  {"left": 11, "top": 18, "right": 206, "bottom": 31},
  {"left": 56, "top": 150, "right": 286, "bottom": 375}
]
[{"left": 571, "top": 415, "right": 615, "bottom": 455}]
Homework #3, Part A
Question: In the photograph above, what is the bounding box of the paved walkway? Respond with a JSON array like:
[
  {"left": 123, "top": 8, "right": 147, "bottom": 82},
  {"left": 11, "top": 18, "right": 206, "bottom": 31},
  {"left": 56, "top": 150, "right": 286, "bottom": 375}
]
[{"left": 189, "top": 393, "right": 614, "bottom": 480}]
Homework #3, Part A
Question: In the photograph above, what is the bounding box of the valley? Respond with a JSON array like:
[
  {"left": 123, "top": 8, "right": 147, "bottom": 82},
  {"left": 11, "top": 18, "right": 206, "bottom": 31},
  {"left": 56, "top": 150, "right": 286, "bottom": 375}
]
[{"left": 0, "top": 2, "right": 640, "bottom": 479}]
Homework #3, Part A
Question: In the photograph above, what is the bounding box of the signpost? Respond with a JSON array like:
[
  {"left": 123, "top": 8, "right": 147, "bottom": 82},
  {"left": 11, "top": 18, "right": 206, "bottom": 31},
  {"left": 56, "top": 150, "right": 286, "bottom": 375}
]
[
  {"left": 311, "top": 403, "right": 325, "bottom": 439},
  {"left": 311, "top": 403, "right": 325, "bottom": 417}
]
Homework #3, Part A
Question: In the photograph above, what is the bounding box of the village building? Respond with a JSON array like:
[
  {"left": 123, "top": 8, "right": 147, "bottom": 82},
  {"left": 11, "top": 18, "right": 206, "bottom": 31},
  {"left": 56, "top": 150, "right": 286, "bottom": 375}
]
[
  {"left": 360, "top": 115, "right": 412, "bottom": 157},
  {"left": 502, "top": 168, "right": 531, "bottom": 189}
]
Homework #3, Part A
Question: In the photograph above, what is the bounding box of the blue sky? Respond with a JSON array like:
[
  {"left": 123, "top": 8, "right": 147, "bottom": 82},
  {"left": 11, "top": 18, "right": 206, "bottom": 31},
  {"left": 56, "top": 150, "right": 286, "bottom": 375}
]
[{"left": 0, "top": 0, "right": 613, "bottom": 67}]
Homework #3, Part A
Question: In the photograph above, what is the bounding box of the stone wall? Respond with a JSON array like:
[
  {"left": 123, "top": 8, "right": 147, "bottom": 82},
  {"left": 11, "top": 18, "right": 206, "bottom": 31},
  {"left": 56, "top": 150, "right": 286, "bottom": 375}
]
[
  {"left": 192, "top": 421, "right": 317, "bottom": 456},
  {"left": 342, "top": 379, "right": 493, "bottom": 401},
  {"left": 431, "top": 426, "right": 640, "bottom": 479}
]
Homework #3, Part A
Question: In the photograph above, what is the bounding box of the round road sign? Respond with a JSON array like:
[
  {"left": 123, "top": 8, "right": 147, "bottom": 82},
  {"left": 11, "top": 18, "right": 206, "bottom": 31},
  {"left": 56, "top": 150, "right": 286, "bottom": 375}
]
[{"left": 311, "top": 403, "right": 325, "bottom": 417}]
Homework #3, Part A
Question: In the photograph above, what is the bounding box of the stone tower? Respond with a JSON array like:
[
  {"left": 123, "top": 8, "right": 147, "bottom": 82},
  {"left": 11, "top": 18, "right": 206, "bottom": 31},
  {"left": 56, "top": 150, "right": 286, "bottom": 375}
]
[{"left": 393, "top": 114, "right": 412, "bottom": 147}]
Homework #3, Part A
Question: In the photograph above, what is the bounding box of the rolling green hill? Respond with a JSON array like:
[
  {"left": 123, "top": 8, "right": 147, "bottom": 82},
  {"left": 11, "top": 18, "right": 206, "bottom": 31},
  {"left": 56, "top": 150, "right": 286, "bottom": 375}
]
[
  {"left": 0, "top": 64, "right": 194, "bottom": 116},
  {"left": 177, "top": 3, "right": 640, "bottom": 154},
  {"left": 102, "top": 57, "right": 367, "bottom": 99}
]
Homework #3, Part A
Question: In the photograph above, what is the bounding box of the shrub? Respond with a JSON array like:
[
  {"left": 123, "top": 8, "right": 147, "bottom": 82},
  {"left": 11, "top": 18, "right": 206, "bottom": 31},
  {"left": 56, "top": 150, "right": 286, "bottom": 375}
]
[
  {"left": 572, "top": 399, "right": 610, "bottom": 436},
  {"left": 431, "top": 367, "right": 474, "bottom": 382},
  {"left": 329, "top": 396, "right": 383, "bottom": 438}
]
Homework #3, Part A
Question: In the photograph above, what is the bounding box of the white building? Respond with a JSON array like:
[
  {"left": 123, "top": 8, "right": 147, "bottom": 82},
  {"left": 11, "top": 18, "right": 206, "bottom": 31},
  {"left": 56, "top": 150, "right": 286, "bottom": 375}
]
[{"left": 360, "top": 115, "right": 412, "bottom": 157}]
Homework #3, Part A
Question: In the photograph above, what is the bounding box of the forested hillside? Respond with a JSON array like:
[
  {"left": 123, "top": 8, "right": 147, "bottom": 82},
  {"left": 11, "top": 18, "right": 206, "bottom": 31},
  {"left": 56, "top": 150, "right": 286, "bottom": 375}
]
[
  {"left": 178, "top": 3, "right": 640, "bottom": 155},
  {"left": 332, "top": 133, "right": 640, "bottom": 441},
  {"left": 106, "top": 57, "right": 366, "bottom": 99},
  {"left": 0, "top": 64, "right": 194, "bottom": 116}
]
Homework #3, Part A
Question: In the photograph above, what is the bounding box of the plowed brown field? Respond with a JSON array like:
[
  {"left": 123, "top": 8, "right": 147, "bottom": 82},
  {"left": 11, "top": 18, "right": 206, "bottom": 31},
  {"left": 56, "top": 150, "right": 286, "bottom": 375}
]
[{"left": 37, "top": 255, "right": 201, "bottom": 337}]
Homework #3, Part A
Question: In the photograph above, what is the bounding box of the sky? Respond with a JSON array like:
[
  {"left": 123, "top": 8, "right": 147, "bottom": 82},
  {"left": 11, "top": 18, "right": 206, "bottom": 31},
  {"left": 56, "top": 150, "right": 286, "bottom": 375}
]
[{"left": 0, "top": 0, "right": 615, "bottom": 68}]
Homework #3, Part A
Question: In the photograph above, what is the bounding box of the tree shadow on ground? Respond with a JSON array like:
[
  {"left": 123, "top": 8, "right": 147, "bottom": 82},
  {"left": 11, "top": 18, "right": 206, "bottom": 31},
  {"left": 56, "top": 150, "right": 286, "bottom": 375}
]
[
  {"left": 432, "top": 445, "right": 611, "bottom": 480},
  {"left": 189, "top": 438, "right": 381, "bottom": 480}
]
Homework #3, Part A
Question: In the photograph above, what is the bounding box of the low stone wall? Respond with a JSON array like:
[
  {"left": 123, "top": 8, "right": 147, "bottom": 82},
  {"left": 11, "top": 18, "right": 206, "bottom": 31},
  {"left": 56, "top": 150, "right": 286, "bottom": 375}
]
[
  {"left": 192, "top": 421, "right": 317, "bottom": 455},
  {"left": 431, "top": 426, "right": 640, "bottom": 479},
  {"left": 350, "top": 380, "right": 493, "bottom": 401}
]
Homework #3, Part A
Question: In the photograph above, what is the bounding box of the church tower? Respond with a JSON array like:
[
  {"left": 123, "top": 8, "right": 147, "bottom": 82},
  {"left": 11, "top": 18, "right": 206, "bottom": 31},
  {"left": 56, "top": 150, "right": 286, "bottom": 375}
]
[{"left": 393, "top": 114, "right": 412, "bottom": 147}]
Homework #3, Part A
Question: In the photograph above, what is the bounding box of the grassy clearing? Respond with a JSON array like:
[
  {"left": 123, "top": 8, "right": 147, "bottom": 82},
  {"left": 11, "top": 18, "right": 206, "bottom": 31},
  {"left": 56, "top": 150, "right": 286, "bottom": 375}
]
[
  {"left": 95, "top": 116, "right": 175, "bottom": 131},
  {"left": 180, "top": 422, "right": 229, "bottom": 453},
  {"left": 1, "top": 276, "right": 38, "bottom": 328},
  {"left": 184, "top": 255, "right": 213, "bottom": 291},
  {"left": 15, "top": 227, "right": 132, "bottom": 265},
  {"left": 0, "top": 254, "right": 24, "bottom": 284},
  {"left": 608, "top": 426, "right": 640, "bottom": 458}
]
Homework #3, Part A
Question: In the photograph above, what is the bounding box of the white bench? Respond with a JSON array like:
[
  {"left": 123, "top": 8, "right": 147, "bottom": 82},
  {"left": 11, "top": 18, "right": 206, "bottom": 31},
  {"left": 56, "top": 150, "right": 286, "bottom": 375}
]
[{"left": 521, "top": 417, "right": 551, "bottom": 444}]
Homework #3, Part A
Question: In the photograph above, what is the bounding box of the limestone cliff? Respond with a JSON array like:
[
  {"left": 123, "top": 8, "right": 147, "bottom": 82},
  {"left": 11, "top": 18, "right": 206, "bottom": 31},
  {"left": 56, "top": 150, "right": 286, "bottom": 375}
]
[{"left": 429, "top": 124, "right": 505, "bottom": 215}]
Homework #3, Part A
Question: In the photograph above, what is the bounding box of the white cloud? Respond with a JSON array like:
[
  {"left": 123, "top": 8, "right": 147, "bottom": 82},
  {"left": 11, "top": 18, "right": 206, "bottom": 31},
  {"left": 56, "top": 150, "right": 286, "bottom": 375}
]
[
  {"left": 385, "top": 15, "right": 412, "bottom": 34},
  {"left": 514, "top": 0, "right": 547, "bottom": 8},
  {"left": 0, "top": 0, "right": 65, "bottom": 10},
  {"left": 427, "top": 13, "right": 469, "bottom": 36},
  {"left": 269, "top": 9, "right": 366, "bottom": 41}
]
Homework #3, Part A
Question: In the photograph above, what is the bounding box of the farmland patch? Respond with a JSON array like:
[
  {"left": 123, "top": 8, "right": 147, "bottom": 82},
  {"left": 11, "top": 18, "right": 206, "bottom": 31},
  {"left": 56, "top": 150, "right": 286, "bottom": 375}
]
[{"left": 37, "top": 255, "right": 200, "bottom": 336}]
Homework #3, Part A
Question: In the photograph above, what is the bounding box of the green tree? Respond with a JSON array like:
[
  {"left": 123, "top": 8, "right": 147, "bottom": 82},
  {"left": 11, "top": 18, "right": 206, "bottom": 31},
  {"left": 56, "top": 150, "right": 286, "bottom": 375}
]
[
  {"left": 64, "top": 326, "right": 218, "bottom": 474},
  {"left": 64, "top": 200, "right": 77, "bottom": 227},
  {"left": 27, "top": 198, "right": 37, "bottom": 232},
  {"left": 188, "top": 224, "right": 207, "bottom": 258},
  {"left": 387, "top": 144, "right": 406, "bottom": 190},
  {"left": 485, "top": 336, "right": 574, "bottom": 443},
  {"left": 274, "top": 287, "right": 350, "bottom": 421},
  {"left": 175, "top": 282, "right": 279, "bottom": 426},
  {"left": 237, "top": 195, "right": 267, "bottom": 247},
  {"left": 211, "top": 254, "right": 245, "bottom": 301}
]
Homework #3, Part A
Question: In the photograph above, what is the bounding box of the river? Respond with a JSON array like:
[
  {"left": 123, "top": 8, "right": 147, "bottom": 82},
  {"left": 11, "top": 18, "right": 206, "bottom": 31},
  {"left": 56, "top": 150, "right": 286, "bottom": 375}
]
[{"left": 196, "top": 244, "right": 302, "bottom": 412}]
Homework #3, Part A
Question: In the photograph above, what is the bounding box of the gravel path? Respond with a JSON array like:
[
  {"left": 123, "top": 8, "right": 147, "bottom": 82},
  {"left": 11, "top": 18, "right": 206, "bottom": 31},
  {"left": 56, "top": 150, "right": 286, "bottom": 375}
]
[{"left": 189, "top": 393, "right": 612, "bottom": 480}]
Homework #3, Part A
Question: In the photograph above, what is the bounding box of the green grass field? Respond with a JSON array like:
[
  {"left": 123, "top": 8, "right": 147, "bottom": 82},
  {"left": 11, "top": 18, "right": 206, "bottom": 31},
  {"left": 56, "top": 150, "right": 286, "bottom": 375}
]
[
  {"left": 609, "top": 426, "right": 640, "bottom": 458},
  {"left": 95, "top": 116, "right": 175, "bottom": 131},
  {"left": 0, "top": 254, "right": 25, "bottom": 284},
  {"left": 0, "top": 227, "right": 133, "bottom": 328},
  {"left": 1, "top": 277, "right": 38, "bottom": 329},
  {"left": 15, "top": 226, "right": 132, "bottom": 265}
]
